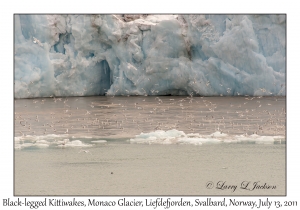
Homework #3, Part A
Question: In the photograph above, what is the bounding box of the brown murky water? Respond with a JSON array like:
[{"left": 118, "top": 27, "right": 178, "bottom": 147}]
[{"left": 14, "top": 96, "right": 286, "bottom": 195}]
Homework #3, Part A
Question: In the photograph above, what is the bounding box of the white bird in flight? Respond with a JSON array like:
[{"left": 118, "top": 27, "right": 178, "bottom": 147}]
[
  {"left": 78, "top": 149, "right": 92, "bottom": 155},
  {"left": 33, "top": 37, "right": 43, "bottom": 47}
]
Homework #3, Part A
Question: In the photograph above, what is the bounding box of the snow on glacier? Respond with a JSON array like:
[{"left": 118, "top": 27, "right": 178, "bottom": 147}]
[{"left": 14, "top": 14, "right": 286, "bottom": 98}]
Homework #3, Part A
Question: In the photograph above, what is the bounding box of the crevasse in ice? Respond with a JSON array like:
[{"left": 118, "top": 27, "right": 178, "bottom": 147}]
[{"left": 14, "top": 14, "right": 286, "bottom": 98}]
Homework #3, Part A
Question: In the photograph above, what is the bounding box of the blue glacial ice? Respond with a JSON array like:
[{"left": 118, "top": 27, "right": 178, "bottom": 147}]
[{"left": 14, "top": 14, "right": 286, "bottom": 98}]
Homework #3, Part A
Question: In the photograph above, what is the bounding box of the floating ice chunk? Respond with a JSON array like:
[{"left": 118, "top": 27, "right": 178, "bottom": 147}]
[
  {"left": 14, "top": 137, "right": 23, "bottom": 143},
  {"left": 91, "top": 140, "right": 107, "bottom": 143},
  {"left": 20, "top": 143, "right": 35, "bottom": 148},
  {"left": 36, "top": 140, "right": 50, "bottom": 144},
  {"left": 130, "top": 129, "right": 285, "bottom": 145},
  {"left": 35, "top": 143, "right": 49, "bottom": 148},
  {"left": 254, "top": 136, "right": 277, "bottom": 144},
  {"left": 209, "top": 131, "right": 228, "bottom": 138},
  {"left": 57, "top": 140, "right": 93, "bottom": 148}
]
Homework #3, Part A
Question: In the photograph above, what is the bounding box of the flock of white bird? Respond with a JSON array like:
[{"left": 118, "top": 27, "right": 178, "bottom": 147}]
[{"left": 15, "top": 93, "right": 286, "bottom": 147}]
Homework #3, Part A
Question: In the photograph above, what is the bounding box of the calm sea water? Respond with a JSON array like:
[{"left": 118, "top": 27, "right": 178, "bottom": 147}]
[{"left": 14, "top": 96, "right": 286, "bottom": 195}]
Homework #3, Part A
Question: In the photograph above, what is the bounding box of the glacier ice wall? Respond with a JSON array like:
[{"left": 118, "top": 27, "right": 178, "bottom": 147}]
[{"left": 14, "top": 14, "right": 286, "bottom": 98}]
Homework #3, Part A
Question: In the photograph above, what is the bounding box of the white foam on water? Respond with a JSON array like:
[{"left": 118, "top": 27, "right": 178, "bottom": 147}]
[{"left": 130, "top": 130, "right": 286, "bottom": 145}]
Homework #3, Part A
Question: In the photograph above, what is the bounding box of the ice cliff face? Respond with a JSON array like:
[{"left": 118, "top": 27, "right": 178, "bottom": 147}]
[{"left": 14, "top": 14, "right": 286, "bottom": 98}]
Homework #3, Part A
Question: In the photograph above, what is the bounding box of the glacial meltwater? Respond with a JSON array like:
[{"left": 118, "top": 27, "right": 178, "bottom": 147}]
[{"left": 14, "top": 96, "right": 286, "bottom": 195}]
